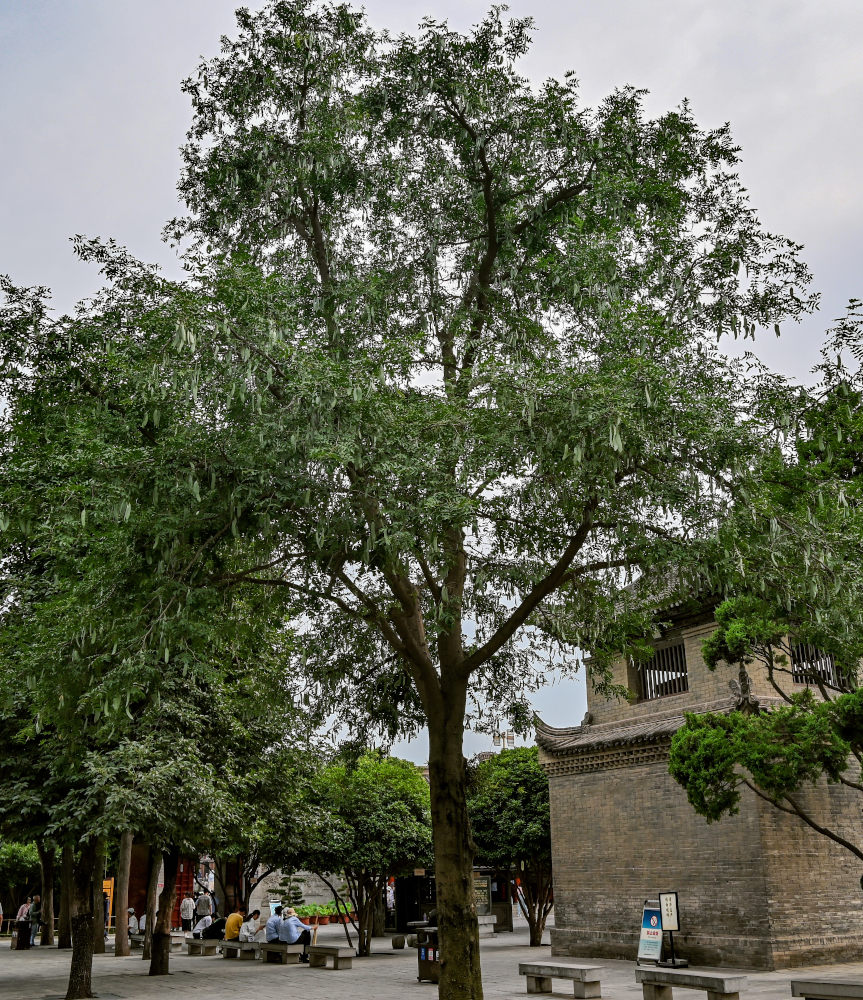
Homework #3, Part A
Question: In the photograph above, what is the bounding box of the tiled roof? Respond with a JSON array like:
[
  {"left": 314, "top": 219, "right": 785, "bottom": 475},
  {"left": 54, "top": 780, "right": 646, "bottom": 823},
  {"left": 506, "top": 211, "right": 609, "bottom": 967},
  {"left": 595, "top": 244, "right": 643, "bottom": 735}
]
[{"left": 534, "top": 697, "right": 742, "bottom": 755}]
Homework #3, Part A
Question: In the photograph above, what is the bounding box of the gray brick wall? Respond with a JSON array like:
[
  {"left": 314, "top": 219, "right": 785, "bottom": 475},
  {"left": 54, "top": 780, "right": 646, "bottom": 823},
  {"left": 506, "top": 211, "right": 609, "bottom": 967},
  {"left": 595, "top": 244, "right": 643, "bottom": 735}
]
[{"left": 543, "top": 620, "right": 863, "bottom": 969}]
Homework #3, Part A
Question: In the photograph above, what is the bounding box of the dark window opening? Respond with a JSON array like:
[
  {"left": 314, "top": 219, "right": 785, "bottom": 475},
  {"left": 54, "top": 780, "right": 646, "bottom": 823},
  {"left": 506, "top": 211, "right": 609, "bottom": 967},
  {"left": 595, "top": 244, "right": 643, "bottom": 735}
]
[
  {"left": 791, "top": 642, "right": 840, "bottom": 687},
  {"left": 635, "top": 641, "right": 688, "bottom": 701}
]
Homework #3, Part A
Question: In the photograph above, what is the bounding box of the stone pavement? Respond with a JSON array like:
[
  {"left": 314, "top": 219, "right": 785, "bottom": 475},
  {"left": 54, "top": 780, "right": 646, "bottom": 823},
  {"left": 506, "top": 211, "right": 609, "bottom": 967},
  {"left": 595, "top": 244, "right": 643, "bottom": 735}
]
[{"left": 2, "top": 924, "right": 862, "bottom": 1000}]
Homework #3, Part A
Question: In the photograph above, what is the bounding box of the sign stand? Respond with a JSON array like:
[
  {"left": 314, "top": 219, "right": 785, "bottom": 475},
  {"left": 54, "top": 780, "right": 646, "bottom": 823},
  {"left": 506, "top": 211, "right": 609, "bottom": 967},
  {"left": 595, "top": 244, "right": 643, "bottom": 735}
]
[
  {"left": 657, "top": 891, "right": 688, "bottom": 968},
  {"left": 636, "top": 900, "right": 663, "bottom": 964}
]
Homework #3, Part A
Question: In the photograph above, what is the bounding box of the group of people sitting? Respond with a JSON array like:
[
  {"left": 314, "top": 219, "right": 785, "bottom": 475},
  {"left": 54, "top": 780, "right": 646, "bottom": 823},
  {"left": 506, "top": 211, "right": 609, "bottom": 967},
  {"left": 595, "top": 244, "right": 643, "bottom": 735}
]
[
  {"left": 191, "top": 903, "right": 312, "bottom": 961},
  {"left": 124, "top": 894, "right": 313, "bottom": 962}
]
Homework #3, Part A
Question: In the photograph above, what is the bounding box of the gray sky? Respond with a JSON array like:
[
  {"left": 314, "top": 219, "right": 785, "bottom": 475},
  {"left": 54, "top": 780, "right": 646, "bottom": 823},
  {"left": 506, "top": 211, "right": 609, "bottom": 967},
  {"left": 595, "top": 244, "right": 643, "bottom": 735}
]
[{"left": 3, "top": 1, "right": 861, "bottom": 759}]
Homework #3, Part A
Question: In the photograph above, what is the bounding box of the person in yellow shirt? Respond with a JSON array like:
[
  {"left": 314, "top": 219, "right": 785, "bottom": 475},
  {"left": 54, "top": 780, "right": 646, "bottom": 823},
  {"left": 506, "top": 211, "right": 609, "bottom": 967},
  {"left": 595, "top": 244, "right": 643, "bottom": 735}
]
[{"left": 224, "top": 904, "right": 246, "bottom": 941}]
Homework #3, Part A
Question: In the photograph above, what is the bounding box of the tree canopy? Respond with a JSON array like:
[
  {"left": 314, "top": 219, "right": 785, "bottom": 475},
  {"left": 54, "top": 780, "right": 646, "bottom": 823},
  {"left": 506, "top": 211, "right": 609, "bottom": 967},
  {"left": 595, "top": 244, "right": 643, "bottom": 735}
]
[{"left": 467, "top": 747, "right": 552, "bottom": 946}]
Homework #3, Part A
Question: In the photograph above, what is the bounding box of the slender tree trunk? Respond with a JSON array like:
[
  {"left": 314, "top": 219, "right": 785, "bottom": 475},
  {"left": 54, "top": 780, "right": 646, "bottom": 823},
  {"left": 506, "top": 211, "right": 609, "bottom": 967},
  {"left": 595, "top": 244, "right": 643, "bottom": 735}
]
[
  {"left": 372, "top": 883, "right": 386, "bottom": 936},
  {"left": 65, "top": 840, "right": 98, "bottom": 1000},
  {"left": 428, "top": 694, "right": 483, "bottom": 1000},
  {"left": 142, "top": 846, "right": 159, "bottom": 961},
  {"left": 91, "top": 838, "right": 106, "bottom": 955},
  {"left": 114, "top": 831, "right": 133, "bottom": 957},
  {"left": 149, "top": 845, "right": 179, "bottom": 976},
  {"left": 58, "top": 843, "right": 73, "bottom": 949},
  {"left": 37, "top": 840, "right": 55, "bottom": 947}
]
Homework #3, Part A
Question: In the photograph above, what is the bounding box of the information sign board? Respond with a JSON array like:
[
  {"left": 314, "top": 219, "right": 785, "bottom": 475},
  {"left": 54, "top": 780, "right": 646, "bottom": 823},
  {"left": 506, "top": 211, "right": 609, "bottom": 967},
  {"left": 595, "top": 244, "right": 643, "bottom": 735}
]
[
  {"left": 659, "top": 892, "right": 679, "bottom": 932},
  {"left": 637, "top": 901, "right": 663, "bottom": 962},
  {"left": 473, "top": 876, "right": 491, "bottom": 915}
]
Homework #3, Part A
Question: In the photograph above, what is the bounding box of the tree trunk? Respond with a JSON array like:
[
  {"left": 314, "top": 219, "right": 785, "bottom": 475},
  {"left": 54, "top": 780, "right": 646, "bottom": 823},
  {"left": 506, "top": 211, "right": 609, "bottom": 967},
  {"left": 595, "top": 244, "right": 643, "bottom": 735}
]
[
  {"left": 65, "top": 840, "right": 97, "bottom": 1000},
  {"left": 36, "top": 840, "right": 55, "bottom": 947},
  {"left": 114, "top": 831, "right": 133, "bottom": 957},
  {"left": 91, "top": 838, "right": 106, "bottom": 954},
  {"left": 372, "top": 885, "right": 386, "bottom": 936},
  {"left": 149, "top": 845, "right": 179, "bottom": 976},
  {"left": 142, "top": 845, "right": 160, "bottom": 961},
  {"left": 58, "top": 843, "right": 73, "bottom": 949},
  {"left": 428, "top": 698, "right": 483, "bottom": 1000}
]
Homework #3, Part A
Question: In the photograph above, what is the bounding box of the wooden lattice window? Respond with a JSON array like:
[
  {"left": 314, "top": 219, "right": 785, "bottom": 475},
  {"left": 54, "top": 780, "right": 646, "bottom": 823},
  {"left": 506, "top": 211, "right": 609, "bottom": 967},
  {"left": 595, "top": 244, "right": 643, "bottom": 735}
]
[
  {"left": 791, "top": 642, "right": 840, "bottom": 687},
  {"left": 636, "top": 641, "right": 689, "bottom": 701}
]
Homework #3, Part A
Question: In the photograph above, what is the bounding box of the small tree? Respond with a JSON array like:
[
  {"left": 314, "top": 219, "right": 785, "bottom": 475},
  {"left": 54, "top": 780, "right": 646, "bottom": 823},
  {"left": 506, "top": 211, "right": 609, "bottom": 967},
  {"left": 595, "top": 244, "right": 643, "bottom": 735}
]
[
  {"left": 304, "top": 752, "right": 432, "bottom": 956},
  {"left": 467, "top": 747, "right": 552, "bottom": 946}
]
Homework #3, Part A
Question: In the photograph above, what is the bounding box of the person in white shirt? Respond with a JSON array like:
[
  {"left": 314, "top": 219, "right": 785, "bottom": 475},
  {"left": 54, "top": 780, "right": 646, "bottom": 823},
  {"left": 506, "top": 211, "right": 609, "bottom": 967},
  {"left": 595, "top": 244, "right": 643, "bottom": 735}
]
[
  {"left": 128, "top": 909, "right": 139, "bottom": 935},
  {"left": 139, "top": 912, "right": 147, "bottom": 933},
  {"left": 192, "top": 913, "right": 212, "bottom": 939},
  {"left": 238, "top": 909, "right": 261, "bottom": 942},
  {"left": 179, "top": 895, "right": 195, "bottom": 932}
]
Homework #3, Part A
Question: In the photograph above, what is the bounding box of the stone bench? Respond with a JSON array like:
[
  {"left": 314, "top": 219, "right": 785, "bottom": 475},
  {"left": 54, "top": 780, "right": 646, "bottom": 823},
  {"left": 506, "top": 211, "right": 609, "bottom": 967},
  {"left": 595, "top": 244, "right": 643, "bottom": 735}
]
[
  {"left": 791, "top": 982, "right": 863, "bottom": 1000},
  {"left": 308, "top": 944, "right": 355, "bottom": 970},
  {"left": 186, "top": 937, "right": 219, "bottom": 956},
  {"left": 519, "top": 962, "right": 603, "bottom": 997},
  {"left": 258, "top": 941, "right": 306, "bottom": 964},
  {"left": 636, "top": 967, "right": 748, "bottom": 1000},
  {"left": 221, "top": 939, "right": 258, "bottom": 960},
  {"left": 130, "top": 933, "right": 144, "bottom": 950}
]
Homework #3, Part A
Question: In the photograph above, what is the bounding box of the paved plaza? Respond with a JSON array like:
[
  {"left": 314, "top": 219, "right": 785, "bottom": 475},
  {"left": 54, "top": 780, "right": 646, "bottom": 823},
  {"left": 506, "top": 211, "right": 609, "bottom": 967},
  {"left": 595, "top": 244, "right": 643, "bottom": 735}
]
[{"left": 1, "top": 924, "right": 862, "bottom": 1000}]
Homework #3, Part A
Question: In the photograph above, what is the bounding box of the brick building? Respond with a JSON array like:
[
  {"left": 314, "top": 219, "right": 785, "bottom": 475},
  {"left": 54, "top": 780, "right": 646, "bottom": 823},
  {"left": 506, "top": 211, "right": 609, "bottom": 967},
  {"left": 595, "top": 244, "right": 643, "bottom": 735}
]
[{"left": 537, "top": 602, "right": 863, "bottom": 969}]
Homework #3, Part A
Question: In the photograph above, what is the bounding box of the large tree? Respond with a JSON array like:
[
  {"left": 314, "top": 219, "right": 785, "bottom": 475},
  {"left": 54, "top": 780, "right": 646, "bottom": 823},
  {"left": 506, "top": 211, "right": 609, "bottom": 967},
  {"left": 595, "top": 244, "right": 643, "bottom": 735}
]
[
  {"left": 467, "top": 747, "right": 552, "bottom": 946},
  {"left": 165, "top": 4, "right": 814, "bottom": 996}
]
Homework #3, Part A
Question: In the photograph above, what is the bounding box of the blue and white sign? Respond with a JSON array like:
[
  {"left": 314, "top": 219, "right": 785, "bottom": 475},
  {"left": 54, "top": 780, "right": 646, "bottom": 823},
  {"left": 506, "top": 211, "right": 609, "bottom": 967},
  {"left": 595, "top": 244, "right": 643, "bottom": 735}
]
[{"left": 637, "top": 902, "right": 663, "bottom": 962}]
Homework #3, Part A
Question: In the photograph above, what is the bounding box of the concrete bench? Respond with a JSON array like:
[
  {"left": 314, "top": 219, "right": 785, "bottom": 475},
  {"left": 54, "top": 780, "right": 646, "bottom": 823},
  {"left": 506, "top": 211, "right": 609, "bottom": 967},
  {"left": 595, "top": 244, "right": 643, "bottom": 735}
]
[
  {"left": 636, "top": 967, "right": 748, "bottom": 1000},
  {"left": 258, "top": 941, "right": 305, "bottom": 964},
  {"left": 519, "top": 962, "right": 603, "bottom": 997},
  {"left": 130, "top": 933, "right": 144, "bottom": 950},
  {"left": 791, "top": 982, "right": 863, "bottom": 1000},
  {"left": 186, "top": 937, "right": 219, "bottom": 956},
  {"left": 308, "top": 944, "right": 354, "bottom": 970},
  {"left": 221, "top": 939, "right": 258, "bottom": 960}
]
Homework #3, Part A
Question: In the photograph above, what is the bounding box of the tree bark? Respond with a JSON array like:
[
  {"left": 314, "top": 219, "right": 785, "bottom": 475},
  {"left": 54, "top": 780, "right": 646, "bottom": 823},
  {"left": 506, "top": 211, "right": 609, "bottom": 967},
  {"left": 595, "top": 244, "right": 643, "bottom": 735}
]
[
  {"left": 427, "top": 692, "right": 483, "bottom": 1000},
  {"left": 114, "top": 831, "right": 133, "bottom": 957},
  {"left": 142, "top": 845, "right": 160, "bottom": 961},
  {"left": 58, "top": 843, "right": 73, "bottom": 949},
  {"left": 65, "top": 840, "right": 97, "bottom": 1000},
  {"left": 36, "top": 840, "right": 55, "bottom": 947},
  {"left": 149, "top": 845, "right": 179, "bottom": 976},
  {"left": 91, "top": 838, "right": 106, "bottom": 954}
]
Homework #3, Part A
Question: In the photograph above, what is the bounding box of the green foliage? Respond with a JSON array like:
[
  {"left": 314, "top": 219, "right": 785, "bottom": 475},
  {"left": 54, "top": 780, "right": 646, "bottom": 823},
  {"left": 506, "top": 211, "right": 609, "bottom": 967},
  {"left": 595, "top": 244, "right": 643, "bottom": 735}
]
[
  {"left": 0, "top": 841, "right": 41, "bottom": 913},
  {"left": 669, "top": 694, "right": 857, "bottom": 823},
  {"left": 468, "top": 748, "right": 550, "bottom": 869}
]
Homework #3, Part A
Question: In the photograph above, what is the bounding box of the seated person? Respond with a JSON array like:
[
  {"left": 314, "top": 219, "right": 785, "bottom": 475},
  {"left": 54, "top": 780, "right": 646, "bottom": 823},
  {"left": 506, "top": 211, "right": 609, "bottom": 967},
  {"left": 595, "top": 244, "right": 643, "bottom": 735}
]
[
  {"left": 264, "top": 904, "right": 282, "bottom": 942},
  {"left": 278, "top": 907, "right": 313, "bottom": 962},
  {"left": 224, "top": 904, "right": 246, "bottom": 941},
  {"left": 239, "top": 909, "right": 261, "bottom": 942},
  {"left": 191, "top": 913, "right": 212, "bottom": 939},
  {"left": 128, "top": 908, "right": 139, "bottom": 935},
  {"left": 201, "top": 916, "right": 227, "bottom": 940}
]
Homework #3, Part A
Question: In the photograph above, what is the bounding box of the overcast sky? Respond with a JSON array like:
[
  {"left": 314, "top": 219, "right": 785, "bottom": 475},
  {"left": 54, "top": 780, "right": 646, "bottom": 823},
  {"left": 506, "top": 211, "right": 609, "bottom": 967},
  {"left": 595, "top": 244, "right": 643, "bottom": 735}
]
[{"left": 2, "top": 1, "right": 861, "bottom": 759}]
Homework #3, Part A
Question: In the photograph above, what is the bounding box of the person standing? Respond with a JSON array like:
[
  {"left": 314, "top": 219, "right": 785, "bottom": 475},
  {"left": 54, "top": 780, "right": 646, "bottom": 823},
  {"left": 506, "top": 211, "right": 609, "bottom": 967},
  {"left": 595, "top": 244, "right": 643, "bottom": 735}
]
[
  {"left": 15, "top": 897, "right": 31, "bottom": 951},
  {"left": 194, "top": 893, "right": 210, "bottom": 924},
  {"left": 102, "top": 892, "right": 110, "bottom": 943},
  {"left": 29, "top": 895, "right": 41, "bottom": 947},
  {"left": 278, "top": 907, "right": 312, "bottom": 962},
  {"left": 179, "top": 894, "right": 195, "bottom": 932}
]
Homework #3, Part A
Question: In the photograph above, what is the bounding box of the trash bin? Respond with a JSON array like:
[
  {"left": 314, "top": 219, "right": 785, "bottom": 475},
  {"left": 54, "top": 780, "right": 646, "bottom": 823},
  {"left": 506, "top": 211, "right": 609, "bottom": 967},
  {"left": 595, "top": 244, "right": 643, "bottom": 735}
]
[
  {"left": 15, "top": 921, "right": 32, "bottom": 950},
  {"left": 417, "top": 926, "right": 439, "bottom": 984}
]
